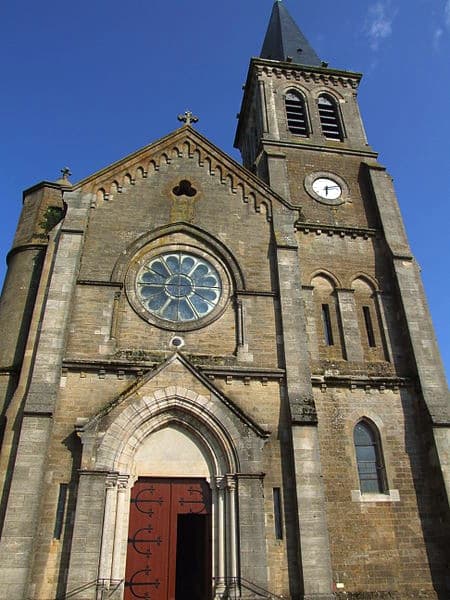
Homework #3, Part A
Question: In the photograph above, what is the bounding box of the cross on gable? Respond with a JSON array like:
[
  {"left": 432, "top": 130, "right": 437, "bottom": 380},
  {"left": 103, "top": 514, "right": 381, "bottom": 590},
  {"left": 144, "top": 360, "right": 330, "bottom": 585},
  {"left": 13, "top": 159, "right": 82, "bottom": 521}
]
[
  {"left": 178, "top": 110, "right": 199, "bottom": 125},
  {"left": 61, "top": 167, "right": 72, "bottom": 179}
]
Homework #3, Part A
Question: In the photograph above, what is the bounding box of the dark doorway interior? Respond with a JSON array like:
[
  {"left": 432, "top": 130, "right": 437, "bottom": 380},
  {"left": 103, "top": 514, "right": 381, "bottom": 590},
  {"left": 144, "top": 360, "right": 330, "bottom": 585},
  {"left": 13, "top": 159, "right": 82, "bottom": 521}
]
[{"left": 175, "top": 514, "right": 211, "bottom": 600}]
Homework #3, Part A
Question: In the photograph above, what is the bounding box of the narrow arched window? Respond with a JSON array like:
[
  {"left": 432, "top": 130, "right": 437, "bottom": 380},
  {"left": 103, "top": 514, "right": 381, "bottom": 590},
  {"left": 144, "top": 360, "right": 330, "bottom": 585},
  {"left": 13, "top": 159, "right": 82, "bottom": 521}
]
[
  {"left": 311, "top": 274, "right": 345, "bottom": 360},
  {"left": 318, "top": 94, "right": 343, "bottom": 140},
  {"left": 352, "top": 277, "right": 387, "bottom": 362},
  {"left": 285, "top": 91, "right": 308, "bottom": 136},
  {"left": 354, "top": 421, "right": 387, "bottom": 494}
]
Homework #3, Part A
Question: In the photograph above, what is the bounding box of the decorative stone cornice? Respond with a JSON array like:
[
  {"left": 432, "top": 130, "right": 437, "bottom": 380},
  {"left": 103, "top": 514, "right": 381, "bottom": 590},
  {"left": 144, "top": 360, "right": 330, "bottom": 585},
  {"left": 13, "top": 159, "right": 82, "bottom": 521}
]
[
  {"left": 202, "top": 366, "right": 285, "bottom": 383},
  {"left": 262, "top": 138, "right": 378, "bottom": 159},
  {"left": 256, "top": 63, "right": 361, "bottom": 90},
  {"left": 61, "top": 358, "right": 285, "bottom": 385},
  {"left": 311, "top": 374, "right": 412, "bottom": 393},
  {"left": 296, "top": 222, "right": 378, "bottom": 239}
]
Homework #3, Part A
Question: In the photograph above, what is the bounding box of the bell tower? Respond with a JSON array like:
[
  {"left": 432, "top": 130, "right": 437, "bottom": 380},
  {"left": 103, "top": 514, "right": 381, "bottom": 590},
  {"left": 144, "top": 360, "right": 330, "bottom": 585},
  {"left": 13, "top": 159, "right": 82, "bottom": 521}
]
[
  {"left": 236, "top": 1, "right": 450, "bottom": 597},
  {"left": 235, "top": 1, "right": 370, "bottom": 196}
]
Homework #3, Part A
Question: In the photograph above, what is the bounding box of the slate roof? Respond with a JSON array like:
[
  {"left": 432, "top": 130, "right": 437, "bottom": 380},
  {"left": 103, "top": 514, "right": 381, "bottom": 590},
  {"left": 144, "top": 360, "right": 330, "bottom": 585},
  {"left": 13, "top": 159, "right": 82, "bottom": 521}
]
[{"left": 260, "top": 1, "right": 322, "bottom": 67}]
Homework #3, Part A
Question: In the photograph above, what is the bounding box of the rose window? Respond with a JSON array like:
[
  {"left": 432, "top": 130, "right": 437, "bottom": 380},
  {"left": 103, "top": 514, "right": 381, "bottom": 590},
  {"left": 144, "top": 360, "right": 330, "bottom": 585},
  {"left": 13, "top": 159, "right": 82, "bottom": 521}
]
[{"left": 136, "top": 252, "right": 222, "bottom": 323}]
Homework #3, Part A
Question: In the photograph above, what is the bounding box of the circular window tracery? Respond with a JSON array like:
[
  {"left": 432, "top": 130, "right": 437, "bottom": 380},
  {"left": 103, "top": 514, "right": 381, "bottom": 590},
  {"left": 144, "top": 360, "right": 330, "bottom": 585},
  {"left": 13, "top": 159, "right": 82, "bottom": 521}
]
[{"left": 136, "top": 252, "right": 222, "bottom": 323}]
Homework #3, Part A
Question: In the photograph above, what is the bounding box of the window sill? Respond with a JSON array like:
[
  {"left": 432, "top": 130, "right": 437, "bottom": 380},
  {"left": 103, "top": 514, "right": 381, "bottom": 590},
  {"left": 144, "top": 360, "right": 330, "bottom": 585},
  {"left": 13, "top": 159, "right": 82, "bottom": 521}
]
[{"left": 351, "top": 489, "right": 400, "bottom": 503}]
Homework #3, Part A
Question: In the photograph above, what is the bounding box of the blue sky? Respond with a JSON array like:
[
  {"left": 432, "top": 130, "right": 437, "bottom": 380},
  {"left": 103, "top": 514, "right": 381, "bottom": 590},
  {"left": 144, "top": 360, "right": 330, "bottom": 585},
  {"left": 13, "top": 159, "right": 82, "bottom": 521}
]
[{"left": 0, "top": 0, "right": 449, "bottom": 380}]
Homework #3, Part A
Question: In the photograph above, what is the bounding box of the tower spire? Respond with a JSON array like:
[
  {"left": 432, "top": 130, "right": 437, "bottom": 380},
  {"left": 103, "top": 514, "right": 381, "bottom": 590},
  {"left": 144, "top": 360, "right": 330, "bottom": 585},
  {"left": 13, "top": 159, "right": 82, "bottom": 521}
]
[{"left": 260, "top": 1, "right": 322, "bottom": 67}]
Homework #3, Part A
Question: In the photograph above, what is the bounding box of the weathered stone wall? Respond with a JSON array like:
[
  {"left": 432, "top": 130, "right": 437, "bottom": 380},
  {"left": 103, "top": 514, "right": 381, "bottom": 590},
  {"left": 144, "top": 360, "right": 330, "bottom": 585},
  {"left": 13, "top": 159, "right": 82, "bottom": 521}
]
[{"left": 315, "top": 386, "right": 448, "bottom": 597}]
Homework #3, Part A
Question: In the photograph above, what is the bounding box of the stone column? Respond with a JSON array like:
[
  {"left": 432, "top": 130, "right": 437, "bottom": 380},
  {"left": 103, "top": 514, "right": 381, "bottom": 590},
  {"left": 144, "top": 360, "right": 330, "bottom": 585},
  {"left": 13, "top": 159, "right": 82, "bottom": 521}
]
[
  {"left": 215, "top": 477, "right": 226, "bottom": 599},
  {"left": 211, "top": 483, "right": 218, "bottom": 587},
  {"left": 259, "top": 76, "right": 279, "bottom": 139},
  {"left": 258, "top": 79, "right": 269, "bottom": 135},
  {"left": 97, "top": 475, "right": 119, "bottom": 587},
  {"left": 226, "top": 476, "right": 239, "bottom": 596},
  {"left": 111, "top": 476, "right": 130, "bottom": 582}
]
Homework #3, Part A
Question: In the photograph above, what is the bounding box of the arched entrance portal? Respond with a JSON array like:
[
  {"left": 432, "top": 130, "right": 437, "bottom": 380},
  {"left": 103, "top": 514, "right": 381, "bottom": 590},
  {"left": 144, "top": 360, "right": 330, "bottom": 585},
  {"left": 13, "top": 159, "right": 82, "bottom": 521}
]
[{"left": 67, "top": 376, "right": 269, "bottom": 600}]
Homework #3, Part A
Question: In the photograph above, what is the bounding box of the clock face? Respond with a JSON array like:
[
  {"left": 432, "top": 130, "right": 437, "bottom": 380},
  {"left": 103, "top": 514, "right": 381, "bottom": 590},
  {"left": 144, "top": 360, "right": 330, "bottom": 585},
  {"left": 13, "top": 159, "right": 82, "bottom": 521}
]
[{"left": 312, "top": 177, "right": 342, "bottom": 201}]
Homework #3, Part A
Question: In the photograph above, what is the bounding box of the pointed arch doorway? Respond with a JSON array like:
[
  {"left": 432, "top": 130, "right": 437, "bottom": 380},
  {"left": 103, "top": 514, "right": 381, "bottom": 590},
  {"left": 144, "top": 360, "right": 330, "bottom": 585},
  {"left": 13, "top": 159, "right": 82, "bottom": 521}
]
[
  {"left": 68, "top": 383, "right": 269, "bottom": 600},
  {"left": 125, "top": 477, "right": 212, "bottom": 600}
]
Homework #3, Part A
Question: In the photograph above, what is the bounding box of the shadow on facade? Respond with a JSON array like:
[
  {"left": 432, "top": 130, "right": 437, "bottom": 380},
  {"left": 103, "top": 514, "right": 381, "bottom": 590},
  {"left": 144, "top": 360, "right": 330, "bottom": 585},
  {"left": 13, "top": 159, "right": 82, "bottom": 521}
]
[{"left": 56, "top": 432, "right": 82, "bottom": 600}]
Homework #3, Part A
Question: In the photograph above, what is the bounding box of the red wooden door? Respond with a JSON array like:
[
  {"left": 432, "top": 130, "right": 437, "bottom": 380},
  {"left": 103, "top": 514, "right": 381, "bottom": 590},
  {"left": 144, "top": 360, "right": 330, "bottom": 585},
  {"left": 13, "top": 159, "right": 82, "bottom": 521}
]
[{"left": 125, "top": 478, "right": 211, "bottom": 600}]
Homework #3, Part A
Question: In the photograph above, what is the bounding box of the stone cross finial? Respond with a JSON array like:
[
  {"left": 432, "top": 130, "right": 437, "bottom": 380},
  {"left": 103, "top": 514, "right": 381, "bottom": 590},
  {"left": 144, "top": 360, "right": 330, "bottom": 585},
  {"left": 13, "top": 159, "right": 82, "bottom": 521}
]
[
  {"left": 60, "top": 167, "right": 72, "bottom": 180},
  {"left": 178, "top": 110, "right": 199, "bottom": 125}
]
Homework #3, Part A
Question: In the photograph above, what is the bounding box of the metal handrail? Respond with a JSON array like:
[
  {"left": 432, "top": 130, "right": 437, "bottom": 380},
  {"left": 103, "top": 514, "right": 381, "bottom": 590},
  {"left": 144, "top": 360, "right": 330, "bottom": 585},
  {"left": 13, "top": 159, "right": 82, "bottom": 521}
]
[
  {"left": 240, "top": 576, "right": 285, "bottom": 599},
  {"left": 56, "top": 579, "right": 98, "bottom": 599},
  {"left": 213, "top": 576, "right": 284, "bottom": 599},
  {"left": 59, "top": 576, "right": 282, "bottom": 600},
  {"left": 105, "top": 579, "right": 124, "bottom": 598},
  {"left": 55, "top": 578, "right": 123, "bottom": 600}
]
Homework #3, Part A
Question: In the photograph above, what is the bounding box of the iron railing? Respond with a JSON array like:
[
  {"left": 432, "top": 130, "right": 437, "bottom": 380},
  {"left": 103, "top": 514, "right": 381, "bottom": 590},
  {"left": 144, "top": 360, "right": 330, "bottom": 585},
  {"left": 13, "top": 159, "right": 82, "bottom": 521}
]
[
  {"left": 55, "top": 576, "right": 282, "bottom": 600},
  {"left": 213, "top": 576, "right": 285, "bottom": 599},
  {"left": 55, "top": 578, "right": 123, "bottom": 599}
]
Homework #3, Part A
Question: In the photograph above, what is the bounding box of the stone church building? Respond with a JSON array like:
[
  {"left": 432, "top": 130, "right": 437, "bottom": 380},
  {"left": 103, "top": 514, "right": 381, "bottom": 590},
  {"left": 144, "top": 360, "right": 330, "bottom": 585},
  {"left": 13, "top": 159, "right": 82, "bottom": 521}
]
[{"left": 0, "top": 2, "right": 448, "bottom": 599}]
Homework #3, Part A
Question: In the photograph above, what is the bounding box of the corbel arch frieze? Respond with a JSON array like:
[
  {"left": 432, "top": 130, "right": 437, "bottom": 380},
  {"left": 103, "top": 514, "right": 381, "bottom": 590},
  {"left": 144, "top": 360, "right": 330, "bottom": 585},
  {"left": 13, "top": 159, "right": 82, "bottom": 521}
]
[
  {"left": 87, "top": 138, "right": 274, "bottom": 221},
  {"left": 268, "top": 66, "right": 359, "bottom": 90}
]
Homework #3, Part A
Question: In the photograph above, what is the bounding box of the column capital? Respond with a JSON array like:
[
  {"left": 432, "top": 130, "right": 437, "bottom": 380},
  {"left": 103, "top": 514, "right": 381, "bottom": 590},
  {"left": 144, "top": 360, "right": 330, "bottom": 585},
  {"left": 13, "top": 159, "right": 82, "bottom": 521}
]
[
  {"left": 105, "top": 473, "right": 119, "bottom": 489},
  {"left": 225, "top": 474, "right": 237, "bottom": 491},
  {"left": 214, "top": 475, "right": 227, "bottom": 490},
  {"left": 117, "top": 475, "right": 130, "bottom": 490}
]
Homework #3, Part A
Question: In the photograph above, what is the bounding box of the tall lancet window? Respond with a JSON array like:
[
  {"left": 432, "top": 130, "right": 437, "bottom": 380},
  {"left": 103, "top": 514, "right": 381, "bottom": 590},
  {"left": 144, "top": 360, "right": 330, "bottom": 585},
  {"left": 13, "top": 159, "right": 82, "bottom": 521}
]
[
  {"left": 285, "top": 91, "right": 309, "bottom": 136},
  {"left": 354, "top": 420, "right": 387, "bottom": 494},
  {"left": 318, "top": 94, "right": 343, "bottom": 140}
]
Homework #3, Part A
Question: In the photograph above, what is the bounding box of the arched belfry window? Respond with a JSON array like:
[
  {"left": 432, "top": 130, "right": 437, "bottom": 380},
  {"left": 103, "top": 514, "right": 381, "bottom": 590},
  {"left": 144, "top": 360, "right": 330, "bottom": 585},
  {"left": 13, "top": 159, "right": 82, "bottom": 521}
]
[
  {"left": 318, "top": 94, "right": 343, "bottom": 140},
  {"left": 285, "top": 91, "right": 309, "bottom": 136},
  {"left": 311, "top": 274, "right": 345, "bottom": 360},
  {"left": 354, "top": 421, "right": 387, "bottom": 494}
]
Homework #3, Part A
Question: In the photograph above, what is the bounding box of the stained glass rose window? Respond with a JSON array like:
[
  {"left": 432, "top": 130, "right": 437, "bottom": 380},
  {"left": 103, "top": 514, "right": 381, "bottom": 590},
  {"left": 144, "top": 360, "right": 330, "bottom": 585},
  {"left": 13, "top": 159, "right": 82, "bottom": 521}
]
[{"left": 136, "top": 252, "right": 222, "bottom": 323}]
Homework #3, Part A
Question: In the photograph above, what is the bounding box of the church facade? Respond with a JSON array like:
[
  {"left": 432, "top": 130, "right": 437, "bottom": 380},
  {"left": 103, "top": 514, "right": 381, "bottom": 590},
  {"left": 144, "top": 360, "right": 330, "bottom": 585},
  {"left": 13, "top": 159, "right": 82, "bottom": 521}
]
[{"left": 0, "top": 3, "right": 448, "bottom": 599}]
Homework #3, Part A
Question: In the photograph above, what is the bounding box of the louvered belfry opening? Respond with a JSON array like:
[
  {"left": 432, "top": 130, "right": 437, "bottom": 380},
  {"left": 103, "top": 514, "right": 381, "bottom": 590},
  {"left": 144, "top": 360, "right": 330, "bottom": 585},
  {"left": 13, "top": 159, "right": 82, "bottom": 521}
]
[
  {"left": 285, "top": 91, "right": 308, "bottom": 135},
  {"left": 318, "top": 94, "right": 342, "bottom": 140}
]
